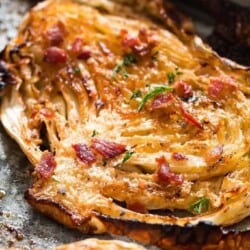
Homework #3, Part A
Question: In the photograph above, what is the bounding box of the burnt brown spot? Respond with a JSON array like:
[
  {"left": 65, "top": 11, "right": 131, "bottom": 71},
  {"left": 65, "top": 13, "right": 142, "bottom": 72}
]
[{"left": 0, "top": 61, "right": 16, "bottom": 90}]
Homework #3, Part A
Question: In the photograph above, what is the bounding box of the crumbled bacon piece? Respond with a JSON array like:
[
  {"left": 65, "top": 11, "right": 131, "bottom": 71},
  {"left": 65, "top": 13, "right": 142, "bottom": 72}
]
[
  {"left": 172, "top": 152, "right": 188, "bottom": 161},
  {"left": 180, "top": 104, "right": 203, "bottom": 129},
  {"left": 205, "top": 145, "right": 223, "bottom": 165},
  {"left": 71, "top": 38, "right": 91, "bottom": 60},
  {"left": 40, "top": 108, "right": 54, "bottom": 119},
  {"left": 72, "top": 143, "right": 96, "bottom": 165},
  {"left": 127, "top": 202, "right": 148, "bottom": 214},
  {"left": 174, "top": 80, "right": 193, "bottom": 99},
  {"left": 208, "top": 76, "right": 238, "bottom": 100},
  {"left": 155, "top": 156, "right": 183, "bottom": 185},
  {"left": 77, "top": 47, "right": 91, "bottom": 60},
  {"left": 91, "top": 138, "right": 126, "bottom": 160},
  {"left": 46, "top": 22, "right": 65, "bottom": 46},
  {"left": 151, "top": 93, "right": 176, "bottom": 111},
  {"left": 151, "top": 93, "right": 202, "bottom": 129},
  {"left": 120, "top": 29, "right": 141, "bottom": 48},
  {"left": 72, "top": 38, "right": 85, "bottom": 54},
  {"left": 36, "top": 152, "right": 57, "bottom": 179},
  {"left": 44, "top": 47, "right": 67, "bottom": 64},
  {"left": 138, "top": 29, "right": 159, "bottom": 46},
  {"left": 120, "top": 29, "right": 159, "bottom": 57}
]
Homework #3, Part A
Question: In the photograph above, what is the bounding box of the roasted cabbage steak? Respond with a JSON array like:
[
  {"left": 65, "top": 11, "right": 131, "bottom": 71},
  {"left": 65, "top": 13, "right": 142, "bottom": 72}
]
[{"left": 1, "top": 0, "right": 250, "bottom": 248}]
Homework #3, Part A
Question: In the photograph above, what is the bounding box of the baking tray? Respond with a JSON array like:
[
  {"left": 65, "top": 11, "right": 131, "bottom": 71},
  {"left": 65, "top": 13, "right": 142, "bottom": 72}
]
[{"left": 0, "top": 0, "right": 249, "bottom": 249}]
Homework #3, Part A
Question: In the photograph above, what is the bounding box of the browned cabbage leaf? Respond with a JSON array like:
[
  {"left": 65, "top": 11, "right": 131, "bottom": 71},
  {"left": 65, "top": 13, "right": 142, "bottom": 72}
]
[{"left": 1, "top": 0, "right": 250, "bottom": 248}]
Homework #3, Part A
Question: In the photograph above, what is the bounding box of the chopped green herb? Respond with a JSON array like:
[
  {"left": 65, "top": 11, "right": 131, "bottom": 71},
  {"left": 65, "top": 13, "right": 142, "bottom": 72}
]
[
  {"left": 167, "top": 72, "right": 176, "bottom": 84},
  {"left": 74, "top": 67, "right": 81, "bottom": 74},
  {"left": 122, "top": 150, "right": 135, "bottom": 164},
  {"left": 138, "top": 85, "right": 173, "bottom": 112},
  {"left": 130, "top": 90, "right": 142, "bottom": 100},
  {"left": 167, "top": 68, "right": 183, "bottom": 84},
  {"left": 112, "top": 53, "right": 137, "bottom": 79},
  {"left": 122, "top": 70, "right": 129, "bottom": 79},
  {"left": 91, "top": 130, "right": 98, "bottom": 137},
  {"left": 189, "top": 197, "right": 209, "bottom": 214},
  {"left": 112, "top": 61, "right": 124, "bottom": 79},
  {"left": 123, "top": 53, "right": 137, "bottom": 66}
]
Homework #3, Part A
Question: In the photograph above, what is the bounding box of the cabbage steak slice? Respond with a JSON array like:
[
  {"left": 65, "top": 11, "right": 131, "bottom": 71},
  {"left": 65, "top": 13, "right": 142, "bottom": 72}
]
[{"left": 1, "top": 0, "right": 250, "bottom": 248}]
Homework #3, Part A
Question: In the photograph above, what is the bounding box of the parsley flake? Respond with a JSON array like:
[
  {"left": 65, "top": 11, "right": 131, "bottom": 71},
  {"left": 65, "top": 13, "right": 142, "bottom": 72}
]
[
  {"left": 91, "top": 130, "right": 98, "bottom": 137},
  {"left": 112, "top": 53, "right": 137, "bottom": 79},
  {"left": 74, "top": 67, "right": 81, "bottom": 74},
  {"left": 189, "top": 197, "right": 209, "bottom": 214},
  {"left": 123, "top": 53, "right": 137, "bottom": 66},
  {"left": 167, "top": 68, "right": 183, "bottom": 84},
  {"left": 122, "top": 150, "right": 135, "bottom": 164},
  {"left": 167, "top": 72, "right": 175, "bottom": 84},
  {"left": 138, "top": 85, "right": 173, "bottom": 112},
  {"left": 130, "top": 90, "right": 142, "bottom": 100},
  {"left": 112, "top": 61, "right": 124, "bottom": 79}
]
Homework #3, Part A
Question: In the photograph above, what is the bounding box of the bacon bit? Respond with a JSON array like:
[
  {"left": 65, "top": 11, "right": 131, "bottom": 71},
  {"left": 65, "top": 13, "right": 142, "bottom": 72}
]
[
  {"left": 172, "top": 152, "right": 188, "bottom": 161},
  {"left": 138, "top": 29, "right": 149, "bottom": 42},
  {"left": 46, "top": 22, "right": 65, "bottom": 46},
  {"left": 155, "top": 156, "right": 183, "bottom": 185},
  {"left": 174, "top": 80, "right": 193, "bottom": 99},
  {"left": 77, "top": 47, "right": 91, "bottom": 60},
  {"left": 208, "top": 76, "right": 238, "bottom": 100},
  {"left": 98, "top": 41, "right": 112, "bottom": 56},
  {"left": 71, "top": 38, "right": 91, "bottom": 60},
  {"left": 72, "top": 38, "right": 85, "bottom": 54},
  {"left": 180, "top": 104, "right": 203, "bottom": 129},
  {"left": 151, "top": 93, "right": 176, "bottom": 111},
  {"left": 205, "top": 145, "right": 223, "bottom": 166},
  {"left": 120, "top": 29, "right": 158, "bottom": 57},
  {"left": 120, "top": 29, "right": 141, "bottom": 48},
  {"left": 44, "top": 47, "right": 67, "bottom": 64},
  {"left": 138, "top": 29, "right": 159, "bottom": 46},
  {"left": 36, "top": 152, "right": 57, "bottom": 179},
  {"left": 127, "top": 202, "right": 148, "bottom": 214},
  {"left": 40, "top": 108, "right": 54, "bottom": 119},
  {"left": 72, "top": 143, "right": 96, "bottom": 165},
  {"left": 91, "top": 138, "right": 126, "bottom": 160},
  {"left": 151, "top": 93, "right": 202, "bottom": 129}
]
